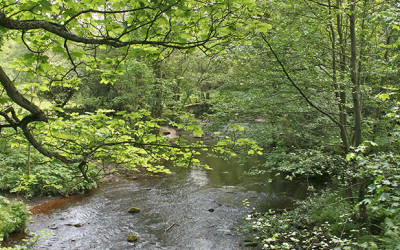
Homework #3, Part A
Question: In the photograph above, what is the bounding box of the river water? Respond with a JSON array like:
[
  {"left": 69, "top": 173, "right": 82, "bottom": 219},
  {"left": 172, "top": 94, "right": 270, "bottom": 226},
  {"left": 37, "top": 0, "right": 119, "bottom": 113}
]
[{"left": 27, "top": 153, "right": 307, "bottom": 249}]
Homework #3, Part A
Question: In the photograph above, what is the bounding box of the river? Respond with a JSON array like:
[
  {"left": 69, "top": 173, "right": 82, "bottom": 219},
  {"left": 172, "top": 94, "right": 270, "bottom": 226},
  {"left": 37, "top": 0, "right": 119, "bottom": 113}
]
[{"left": 27, "top": 152, "right": 307, "bottom": 249}]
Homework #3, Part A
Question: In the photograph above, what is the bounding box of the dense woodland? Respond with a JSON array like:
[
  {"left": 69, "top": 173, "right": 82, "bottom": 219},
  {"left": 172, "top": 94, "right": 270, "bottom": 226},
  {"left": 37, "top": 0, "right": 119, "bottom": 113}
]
[{"left": 0, "top": 0, "right": 400, "bottom": 248}]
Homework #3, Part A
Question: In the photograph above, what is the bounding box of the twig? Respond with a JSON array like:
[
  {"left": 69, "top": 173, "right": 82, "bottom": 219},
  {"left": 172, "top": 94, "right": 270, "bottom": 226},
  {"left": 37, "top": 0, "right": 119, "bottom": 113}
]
[{"left": 165, "top": 222, "right": 176, "bottom": 233}]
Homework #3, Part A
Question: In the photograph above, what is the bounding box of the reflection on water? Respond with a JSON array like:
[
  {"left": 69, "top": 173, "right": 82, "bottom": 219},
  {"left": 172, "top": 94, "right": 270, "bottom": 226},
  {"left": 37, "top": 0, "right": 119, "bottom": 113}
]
[{"left": 26, "top": 151, "right": 307, "bottom": 249}]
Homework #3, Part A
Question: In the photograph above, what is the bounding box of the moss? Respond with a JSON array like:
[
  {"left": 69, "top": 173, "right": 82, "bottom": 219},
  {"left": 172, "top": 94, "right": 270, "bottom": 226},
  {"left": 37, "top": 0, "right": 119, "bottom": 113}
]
[
  {"left": 128, "top": 207, "right": 140, "bottom": 213},
  {"left": 127, "top": 234, "right": 138, "bottom": 242}
]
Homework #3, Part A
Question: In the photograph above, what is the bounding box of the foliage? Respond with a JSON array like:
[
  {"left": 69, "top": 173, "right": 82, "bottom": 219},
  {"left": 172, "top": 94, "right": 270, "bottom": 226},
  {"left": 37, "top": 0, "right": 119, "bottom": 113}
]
[
  {"left": 34, "top": 109, "right": 220, "bottom": 172},
  {"left": 0, "top": 196, "right": 29, "bottom": 242},
  {"left": 229, "top": 1, "right": 400, "bottom": 247},
  {"left": 0, "top": 139, "right": 97, "bottom": 197},
  {"left": 1, "top": 230, "right": 53, "bottom": 250},
  {"left": 1, "top": 0, "right": 399, "bottom": 247},
  {"left": 243, "top": 191, "right": 378, "bottom": 249},
  {"left": 264, "top": 149, "right": 345, "bottom": 181},
  {"left": 0, "top": 0, "right": 264, "bottom": 186},
  {"left": 71, "top": 55, "right": 157, "bottom": 113},
  {"left": 243, "top": 147, "right": 400, "bottom": 249},
  {"left": 0, "top": 108, "right": 262, "bottom": 191},
  {"left": 348, "top": 151, "right": 400, "bottom": 248}
]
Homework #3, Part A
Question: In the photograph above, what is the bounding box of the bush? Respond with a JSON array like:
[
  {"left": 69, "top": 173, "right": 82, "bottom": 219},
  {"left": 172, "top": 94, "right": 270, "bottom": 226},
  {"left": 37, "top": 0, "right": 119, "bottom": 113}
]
[
  {"left": 242, "top": 190, "right": 377, "bottom": 249},
  {"left": 0, "top": 141, "right": 98, "bottom": 197},
  {"left": 0, "top": 196, "right": 29, "bottom": 242},
  {"left": 353, "top": 151, "right": 400, "bottom": 248},
  {"left": 259, "top": 148, "right": 344, "bottom": 182},
  {"left": 242, "top": 149, "right": 400, "bottom": 249}
]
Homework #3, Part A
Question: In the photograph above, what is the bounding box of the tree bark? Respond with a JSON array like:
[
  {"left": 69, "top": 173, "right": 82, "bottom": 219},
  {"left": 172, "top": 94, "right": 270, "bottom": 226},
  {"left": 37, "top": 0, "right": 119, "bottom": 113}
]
[
  {"left": 349, "top": 0, "right": 368, "bottom": 225},
  {"left": 330, "top": 0, "right": 350, "bottom": 154},
  {"left": 350, "top": 1, "right": 362, "bottom": 148}
]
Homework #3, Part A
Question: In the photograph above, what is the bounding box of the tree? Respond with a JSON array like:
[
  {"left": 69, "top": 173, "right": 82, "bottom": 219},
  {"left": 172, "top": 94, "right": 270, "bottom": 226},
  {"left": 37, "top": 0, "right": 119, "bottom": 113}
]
[
  {"left": 0, "top": 0, "right": 260, "bottom": 181},
  {"left": 256, "top": 0, "right": 399, "bottom": 225}
]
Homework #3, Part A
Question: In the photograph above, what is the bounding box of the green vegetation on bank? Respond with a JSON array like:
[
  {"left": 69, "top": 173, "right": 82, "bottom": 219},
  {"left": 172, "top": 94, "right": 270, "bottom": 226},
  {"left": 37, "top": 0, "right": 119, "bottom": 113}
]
[
  {"left": 243, "top": 171, "right": 400, "bottom": 248},
  {"left": 0, "top": 196, "right": 29, "bottom": 242},
  {"left": 0, "top": 139, "right": 98, "bottom": 197}
]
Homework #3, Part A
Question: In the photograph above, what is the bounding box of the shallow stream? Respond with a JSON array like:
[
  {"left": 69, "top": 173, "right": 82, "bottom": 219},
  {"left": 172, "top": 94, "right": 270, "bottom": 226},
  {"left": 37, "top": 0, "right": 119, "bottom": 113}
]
[{"left": 27, "top": 153, "right": 307, "bottom": 249}]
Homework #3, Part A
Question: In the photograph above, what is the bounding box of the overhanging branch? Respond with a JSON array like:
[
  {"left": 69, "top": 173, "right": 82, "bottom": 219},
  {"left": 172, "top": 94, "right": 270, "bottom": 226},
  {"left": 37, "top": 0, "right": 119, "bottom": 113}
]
[
  {"left": 0, "top": 11, "right": 213, "bottom": 49},
  {"left": 0, "top": 66, "right": 46, "bottom": 120}
]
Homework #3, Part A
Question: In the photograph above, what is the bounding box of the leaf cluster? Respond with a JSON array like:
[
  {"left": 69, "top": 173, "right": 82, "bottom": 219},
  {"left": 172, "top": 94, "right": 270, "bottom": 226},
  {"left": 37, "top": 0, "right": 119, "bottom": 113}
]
[{"left": 264, "top": 149, "right": 345, "bottom": 181}]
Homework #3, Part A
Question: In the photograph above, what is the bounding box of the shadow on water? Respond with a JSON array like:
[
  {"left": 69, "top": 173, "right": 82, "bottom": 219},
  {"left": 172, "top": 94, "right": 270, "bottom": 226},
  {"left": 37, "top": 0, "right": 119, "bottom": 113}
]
[{"left": 24, "top": 147, "right": 307, "bottom": 249}]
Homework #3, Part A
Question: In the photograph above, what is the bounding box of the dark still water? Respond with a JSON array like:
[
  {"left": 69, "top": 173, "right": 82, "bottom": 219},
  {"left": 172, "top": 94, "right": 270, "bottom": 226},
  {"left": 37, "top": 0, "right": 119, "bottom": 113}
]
[{"left": 28, "top": 154, "right": 307, "bottom": 249}]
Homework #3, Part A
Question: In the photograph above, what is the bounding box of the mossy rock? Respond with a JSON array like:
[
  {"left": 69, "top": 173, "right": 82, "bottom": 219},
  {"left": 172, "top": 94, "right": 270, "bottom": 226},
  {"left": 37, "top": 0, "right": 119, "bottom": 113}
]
[
  {"left": 128, "top": 207, "right": 141, "bottom": 213},
  {"left": 127, "top": 234, "right": 138, "bottom": 242}
]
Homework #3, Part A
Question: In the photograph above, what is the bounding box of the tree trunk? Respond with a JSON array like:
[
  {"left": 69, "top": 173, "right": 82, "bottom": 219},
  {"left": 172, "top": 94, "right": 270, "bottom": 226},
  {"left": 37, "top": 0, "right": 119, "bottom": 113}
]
[
  {"left": 350, "top": 0, "right": 368, "bottom": 225},
  {"left": 350, "top": 1, "right": 362, "bottom": 147},
  {"left": 330, "top": 0, "right": 349, "bottom": 154}
]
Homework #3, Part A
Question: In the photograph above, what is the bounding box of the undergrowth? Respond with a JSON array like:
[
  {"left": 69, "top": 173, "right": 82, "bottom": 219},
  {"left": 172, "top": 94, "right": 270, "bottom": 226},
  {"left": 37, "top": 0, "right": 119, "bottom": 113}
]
[
  {"left": 0, "top": 139, "right": 98, "bottom": 197},
  {"left": 0, "top": 196, "right": 29, "bottom": 242},
  {"left": 243, "top": 189, "right": 400, "bottom": 249}
]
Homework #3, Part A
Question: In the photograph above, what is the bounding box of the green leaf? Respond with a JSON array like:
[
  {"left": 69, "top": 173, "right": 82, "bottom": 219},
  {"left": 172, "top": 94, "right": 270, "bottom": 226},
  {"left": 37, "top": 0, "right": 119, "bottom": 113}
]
[
  {"left": 256, "top": 23, "right": 272, "bottom": 33},
  {"left": 375, "top": 93, "right": 390, "bottom": 101},
  {"left": 193, "top": 127, "right": 203, "bottom": 137}
]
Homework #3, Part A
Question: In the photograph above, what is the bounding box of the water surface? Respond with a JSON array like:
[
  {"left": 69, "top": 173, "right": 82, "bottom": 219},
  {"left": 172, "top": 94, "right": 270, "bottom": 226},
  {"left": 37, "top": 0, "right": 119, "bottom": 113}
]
[{"left": 28, "top": 154, "right": 307, "bottom": 249}]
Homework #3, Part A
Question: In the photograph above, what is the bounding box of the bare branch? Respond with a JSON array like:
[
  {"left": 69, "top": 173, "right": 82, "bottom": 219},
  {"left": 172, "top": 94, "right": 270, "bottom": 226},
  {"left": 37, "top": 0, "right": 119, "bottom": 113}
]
[{"left": 64, "top": 39, "right": 78, "bottom": 71}]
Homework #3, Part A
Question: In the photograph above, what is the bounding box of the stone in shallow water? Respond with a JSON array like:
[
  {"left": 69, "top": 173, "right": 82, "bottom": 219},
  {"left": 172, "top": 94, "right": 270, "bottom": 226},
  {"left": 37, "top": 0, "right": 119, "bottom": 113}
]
[
  {"left": 127, "top": 234, "right": 138, "bottom": 242},
  {"left": 128, "top": 207, "right": 140, "bottom": 213}
]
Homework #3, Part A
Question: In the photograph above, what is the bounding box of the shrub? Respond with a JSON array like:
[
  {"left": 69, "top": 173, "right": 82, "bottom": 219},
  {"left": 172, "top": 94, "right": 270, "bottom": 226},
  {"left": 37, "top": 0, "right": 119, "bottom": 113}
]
[
  {"left": 242, "top": 190, "right": 376, "bottom": 249},
  {"left": 10, "top": 161, "right": 98, "bottom": 197},
  {"left": 0, "top": 196, "right": 29, "bottom": 242},
  {"left": 0, "top": 141, "right": 98, "bottom": 197},
  {"left": 260, "top": 149, "right": 345, "bottom": 182}
]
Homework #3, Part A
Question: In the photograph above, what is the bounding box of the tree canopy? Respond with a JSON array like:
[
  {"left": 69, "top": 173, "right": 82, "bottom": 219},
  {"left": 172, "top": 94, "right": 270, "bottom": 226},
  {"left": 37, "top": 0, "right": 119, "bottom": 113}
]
[{"left": 0, "top": 0, "right": 261, "bottom": 181}]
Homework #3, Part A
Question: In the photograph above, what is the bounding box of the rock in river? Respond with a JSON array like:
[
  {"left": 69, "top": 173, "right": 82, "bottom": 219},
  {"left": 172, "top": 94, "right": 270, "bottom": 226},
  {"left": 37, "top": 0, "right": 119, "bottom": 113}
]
[
  {"left": 127, "top": 234, "right": 138, "bottom": 242},
  {"left": 128, "top": 207, "right": 141, "bottom": 213}
]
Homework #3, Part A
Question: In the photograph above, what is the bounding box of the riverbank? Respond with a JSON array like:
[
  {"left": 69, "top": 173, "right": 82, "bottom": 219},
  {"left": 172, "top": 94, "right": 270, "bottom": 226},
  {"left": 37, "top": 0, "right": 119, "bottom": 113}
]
[{"left": 1, "top": 170, "right": 136, "bottom": 248}]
